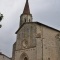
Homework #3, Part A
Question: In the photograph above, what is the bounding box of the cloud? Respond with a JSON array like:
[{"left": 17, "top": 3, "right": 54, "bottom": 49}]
[{"left": 31, "top": 0, "right": 60, "bottom": 29}]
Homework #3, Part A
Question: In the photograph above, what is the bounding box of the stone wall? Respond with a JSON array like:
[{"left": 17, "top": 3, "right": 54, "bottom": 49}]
[
  {"left": 12, "top": 42, "right": 16, "bottom": 60},
  {"left": 13, "top": 23, "right": 60, "bottom": 60},
  {"left": 16, "top": 23, "right": 36, "bottom": 50},
  {"left": 15, "top": 47, "right": 36, "bottom": 60},
  {"left": 0, "top": 54, "right": 11, "bottom": 60},
  {"left": 36, "top": 24, "right": 60, "bottom": 60}
]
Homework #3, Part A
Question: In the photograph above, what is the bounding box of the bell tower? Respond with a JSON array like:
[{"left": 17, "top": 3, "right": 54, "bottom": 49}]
[{"left": 20, "top": 0, "right": 32, "bottom": 26}]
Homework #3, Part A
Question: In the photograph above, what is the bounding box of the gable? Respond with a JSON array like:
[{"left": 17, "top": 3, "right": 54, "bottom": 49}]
[{"left": 16, "top": 22, "right": 60, "bottom": 34}]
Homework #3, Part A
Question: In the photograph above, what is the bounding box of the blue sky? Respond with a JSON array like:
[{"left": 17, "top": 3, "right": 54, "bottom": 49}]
[{"left": 0, "top": 0, "right": 60, "bottom": 57}]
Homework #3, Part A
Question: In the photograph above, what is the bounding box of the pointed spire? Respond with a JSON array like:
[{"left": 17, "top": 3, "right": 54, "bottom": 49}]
[{"left": 23, "top": 0, "right": 30, "bottom": 14}]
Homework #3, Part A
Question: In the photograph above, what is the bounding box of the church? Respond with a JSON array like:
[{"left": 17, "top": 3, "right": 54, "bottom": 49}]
[{"left": 12, "top": 0, "right": 60, "bottom": 60}]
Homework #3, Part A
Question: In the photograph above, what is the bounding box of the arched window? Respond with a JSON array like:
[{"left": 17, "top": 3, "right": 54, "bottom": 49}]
[{"left": 24, "top": 57, "right": 28, "bottom": 60}]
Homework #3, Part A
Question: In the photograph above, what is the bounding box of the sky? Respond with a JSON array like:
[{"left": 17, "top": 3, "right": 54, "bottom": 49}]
[{"left": 0, "top": 0, "right": 60, "bottom": 58}]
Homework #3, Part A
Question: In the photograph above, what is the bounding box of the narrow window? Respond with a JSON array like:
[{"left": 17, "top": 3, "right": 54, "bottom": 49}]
[
  {"left": 25, "top": 18, "right": 26, "bottom": 22},
  {"left": 29, "top": 19, "right": 30, "bottom": 22}
]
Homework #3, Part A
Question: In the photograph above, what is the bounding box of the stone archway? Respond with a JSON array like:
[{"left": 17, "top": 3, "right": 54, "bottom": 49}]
[{"left": 20, "top": 53, "right": 29, "bottom": 60}]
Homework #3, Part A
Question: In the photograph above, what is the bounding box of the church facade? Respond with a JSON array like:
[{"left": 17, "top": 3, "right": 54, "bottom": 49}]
[{"left": 12, "top": 0, "right": 60, "bottom": 60}]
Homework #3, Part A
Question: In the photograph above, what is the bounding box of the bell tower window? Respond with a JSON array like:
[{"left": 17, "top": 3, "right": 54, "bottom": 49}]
[{"left": 25, "top": 18, "right": 26, "bottom": 22}]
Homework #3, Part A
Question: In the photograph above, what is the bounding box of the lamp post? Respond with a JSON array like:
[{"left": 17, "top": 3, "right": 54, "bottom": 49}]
[{"left": 0, "top": 13, "right": 3, "bottom": 28}]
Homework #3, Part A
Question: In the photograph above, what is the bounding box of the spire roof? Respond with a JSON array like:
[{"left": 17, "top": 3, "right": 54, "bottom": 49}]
[{"left": 23, "top": 0, "right": 30, "bottom": 14}]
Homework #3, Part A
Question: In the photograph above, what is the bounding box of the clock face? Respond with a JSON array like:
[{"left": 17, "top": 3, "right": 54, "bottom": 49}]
[{"left": 22, "top": 40, "right": 28, "bottom": 48}]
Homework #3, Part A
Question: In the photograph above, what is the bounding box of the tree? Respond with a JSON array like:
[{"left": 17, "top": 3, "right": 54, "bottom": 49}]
[
  {"left": 0, "top": 13, "right": 3, "bottom": 28},
  {"left": 0, "top": 13, "right": 3, "bottom": 21}
]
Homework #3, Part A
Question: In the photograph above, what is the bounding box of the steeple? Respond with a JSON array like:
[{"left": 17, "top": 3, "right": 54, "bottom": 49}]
[
  {"left": 23, "top": 0, "right": 30, "bottom": 14},
  {"left": 20, "top": 0, "right": 32, "bottom": 26}
]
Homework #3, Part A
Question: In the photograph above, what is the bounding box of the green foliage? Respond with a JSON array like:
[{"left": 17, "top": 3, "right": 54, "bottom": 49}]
[{"left": 0, "top": 13, "right": 3, "bottom": 21}]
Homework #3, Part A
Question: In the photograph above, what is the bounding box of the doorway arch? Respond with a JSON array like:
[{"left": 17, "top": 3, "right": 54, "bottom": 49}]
[{"left": 20, "top": 52, "right": 29, "bottom": 60}]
